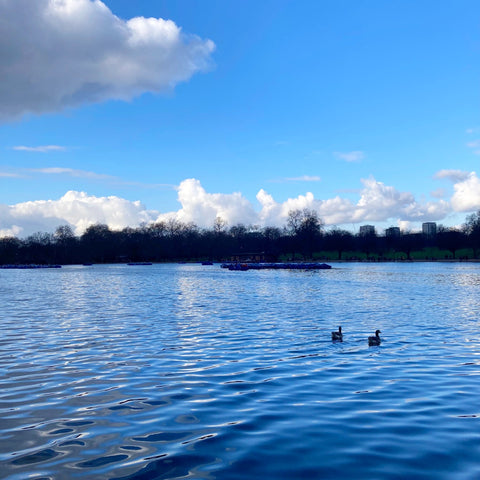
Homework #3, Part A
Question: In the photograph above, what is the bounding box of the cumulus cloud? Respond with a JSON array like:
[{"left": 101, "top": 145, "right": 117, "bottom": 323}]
[
  {"left": 3, "top": 175, "right": 480, "bottom": 238},
  {"left": 155, "top": 179, "right": 258, "bottom": 227},
  {"left": 186, "top": 177, "right": 452, "bottom": 227},
  {"left": 0, "top": 191, "right": 158, "bottom": 237},
  {"left": 13, "top": 145, "right": 66, "bottom": 152},
  {"left": 433, "top": 170, "right": 480, "bottom": 212},
  {"left": 0, "top": 0, "right": 215, "bottom": 120},
  {"left": 258, "top": 176, "right": 450, "bottom": 226},
  {"left": 398, "top": 220, "right": 412, "bottom": 232},
  {"left": 334, "top": 151, "right": 365, "bottom": 162},
  {"left": 0, "top": 224, "right": 23, "bottom": 238},
  {"left": 449, "top": 172, "right": 480, "bottom": 212}
]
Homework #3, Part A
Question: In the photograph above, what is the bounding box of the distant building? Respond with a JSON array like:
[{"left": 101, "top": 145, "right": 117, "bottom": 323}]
[
  {"left": 422, "top": 222, "right": 437, "bottom": 236},
  {"left": 385, "top": 227, "right": 401, "bottom": 237},
  {"left": 359, "top": 225, "right": 375, "bottom": 236}
]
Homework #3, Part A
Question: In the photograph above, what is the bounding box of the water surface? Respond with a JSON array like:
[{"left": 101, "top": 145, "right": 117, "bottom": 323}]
[{"left": 1, "top": 262, "right": 480, "bottom": 479}]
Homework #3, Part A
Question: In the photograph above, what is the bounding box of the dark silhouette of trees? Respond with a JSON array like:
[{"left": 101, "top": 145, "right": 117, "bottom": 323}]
[
  {"left": 0, "top": 237, "right": 21, "bottom": 264},
  {"left": 262, "top": 226, "right": 282, "bottom": 258},
  {"left": 209, "top": 217, "right": 229, "bottom": 260},
  {"left": 54, "top": 225, "right": 78, "bottom": 264},
  {"left": 286, "top": 209, "right": 303, "bottom": 259},
  {"left": 2, "top": 211, "right": 480, "bottom": 265},
  {"left": 437, "top": 226, "right": 466, "bottom": 259},
  {"left": 182, "top": 223, "right": 201, "bottom": 260},
  {"left": 287, "top": 209, "right": 323, "bottom": 259},
  {"left": 464, "top": 210, "right": 480, "bottom": 258},
  {"left": 356, "top": 229, "right": 378, "bottom": 258},
  {"left": 81, "top": 224, "right": 116, "bottom": 263},
  {"left": 24, "top": 232, "right": 55, "bottom": 264},
  {"left": 229, "top": 224, "right": 266, "bottom": 256},
  {"left": 398, "top": 232, "right": 423, "bottom": 260},
  {"left": 384, "top": 230, "right": 402, "bottom": 257},
  {"left": 119, "top": 226, "right": 146, "bottom": 262},
  {"left": 324, "top": 228, "right": 354, "bottom": 260}
]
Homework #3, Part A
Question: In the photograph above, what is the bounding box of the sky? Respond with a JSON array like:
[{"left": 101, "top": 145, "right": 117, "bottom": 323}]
[{"left": 0, "top": 0, "right": 479, "bottom": 238}]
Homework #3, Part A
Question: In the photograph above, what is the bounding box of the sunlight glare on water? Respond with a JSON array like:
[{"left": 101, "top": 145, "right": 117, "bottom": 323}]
[{"left": 1, "top": 262, "right": 480, "bottom": 479}]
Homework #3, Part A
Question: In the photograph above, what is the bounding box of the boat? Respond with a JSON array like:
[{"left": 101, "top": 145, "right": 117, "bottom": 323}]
[{"left": 225, "top": 263, "right": 249, "bottom": 271}]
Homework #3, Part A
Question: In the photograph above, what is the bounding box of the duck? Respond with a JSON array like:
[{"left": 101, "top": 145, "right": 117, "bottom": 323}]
[
  {"left": 331, "top": 326, "right": 343, "bottom": 342},
  {"left": 368, "top": 330, "right": 381, "bottom": 346}
]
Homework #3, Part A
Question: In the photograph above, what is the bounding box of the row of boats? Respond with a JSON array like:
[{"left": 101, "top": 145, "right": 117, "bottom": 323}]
[
  {"left": 0, "top": 262, "right": 331, "bottom": 270},
  {"left": 0, "top": 264, "right": 62, "bottom": 269},
  {"left": 221, "top": 262, "right": 332, "bottom": 271}
]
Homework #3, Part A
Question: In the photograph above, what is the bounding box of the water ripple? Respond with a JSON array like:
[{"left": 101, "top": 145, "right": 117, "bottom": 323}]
[{"left": 2, "top": 263, "right": 480, "bottom": 479}]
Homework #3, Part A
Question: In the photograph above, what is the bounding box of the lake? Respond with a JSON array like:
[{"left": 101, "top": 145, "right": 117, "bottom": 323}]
[{"left": 1, "top": 262, "right": 480, "bottom": 480}]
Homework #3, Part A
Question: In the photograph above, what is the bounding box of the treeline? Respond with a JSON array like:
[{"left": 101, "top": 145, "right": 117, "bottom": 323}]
[{"left": 1, "top": 209, "right": 480, "bottom": 265}]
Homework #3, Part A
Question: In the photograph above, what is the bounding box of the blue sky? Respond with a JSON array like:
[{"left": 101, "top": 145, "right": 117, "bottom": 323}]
[{"left": 1, "top": 0, "right": 479, "bottom": 237}]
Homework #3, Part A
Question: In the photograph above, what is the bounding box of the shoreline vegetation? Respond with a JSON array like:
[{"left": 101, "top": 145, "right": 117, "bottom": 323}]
[{"left": 1, "top": 209, "right": 480, "bottom": 266}]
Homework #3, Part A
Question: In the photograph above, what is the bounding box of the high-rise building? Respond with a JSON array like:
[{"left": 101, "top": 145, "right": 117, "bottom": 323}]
[
  {"left": 385, "top": 227, "right": 400, "bottom": 237},
  {"left": 422, "top": 222, "right": 437, "bottom": 236},
  {"left": 359, "top": 225, "right": 375, "bottom": 236}
]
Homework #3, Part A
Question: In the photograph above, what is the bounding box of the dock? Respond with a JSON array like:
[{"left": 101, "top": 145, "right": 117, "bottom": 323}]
[{"left": 221, "top": 262, "right": 331, "bottom": 271}]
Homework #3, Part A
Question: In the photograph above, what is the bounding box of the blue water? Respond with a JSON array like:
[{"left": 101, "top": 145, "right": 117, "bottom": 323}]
[{"left": 1, "top": 262, "right": 480, "bottom": 479}]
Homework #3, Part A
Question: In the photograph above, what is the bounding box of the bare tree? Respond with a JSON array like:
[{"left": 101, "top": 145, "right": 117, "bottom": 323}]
[{"left": 464, "top": 210, "right": 480, "bottom": 258}]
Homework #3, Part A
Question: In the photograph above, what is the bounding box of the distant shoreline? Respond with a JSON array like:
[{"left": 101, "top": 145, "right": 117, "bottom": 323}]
[
  {"left": 3, "top": 259, "right": 480, "bottom": 269},
  {"left": 326, "top": 258, "right": 480, "bottom": 263}
]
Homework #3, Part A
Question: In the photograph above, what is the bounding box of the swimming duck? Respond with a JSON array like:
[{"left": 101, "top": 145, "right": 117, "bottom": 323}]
[
  {"left": 368, "top": 330, "right": 381, "bottom": 346},
  {"left": 331, "top": 326, "right": 343, "bottom": 342}
]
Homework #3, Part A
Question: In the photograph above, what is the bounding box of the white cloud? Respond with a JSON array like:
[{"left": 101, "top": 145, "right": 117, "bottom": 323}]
[
  {"left": 4, "top": 165, "right": 177, "bottom": 187},
  {"left": 334, "top": 151, "right": 365, "bottom": 162},
  {"left": 257, "top": 189, "right": 318, "bottom": 226},
  {"left": 284, "top": 175, "right": 321, "bottom": 182},
  {"left": 13, "top": 145, "right": 66, "bottom": 152},
  {"left": 261, "top": 177, "right": 449, "bottom": 226},
  {"left": 354, "top": 177, "right": 415, "bottom": 220},
  {"left": 349, "top": 177, "right": 452, "bottom": 223},
  {"left": 430, "top": 188, "right": 446, "bottom": 199},
  {"left": 466, "top": 140, "right": 480, "bottom": 155},
  {"left": 0, "top": 0, "right": 215, "bottom": 120},
  {"left": 450, "top": 172, "right": 480, "bottom": 212},
  {"left": 155, "top": 178, "right": 258, "bottom": 227},
  {"left": 0, "top": 172, "right": 22, "bottom": 178},
  {"left": 435, "top": 169, "right": 470, "bottom": 182},
  {"left": 433, "top": 170, "right": 480, "bottom": 212},
  {"left": 0, "top": 224, "right": 23, "bottom": 238},
  {"left": 0, "top": 191, "right": 158, "bottom": 237},
  {"left": 3, "top": 174, "right": 480, "bottom": 238},
  {"left": 258, "top": 176, "right": 450, "bottom": 226},
  {"left": 30, "top": 167, "right": 115, "bottom": 180},
  {"left": 398, "top": 220, "right": 412, "bottom": 232}
]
